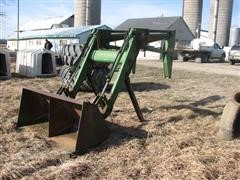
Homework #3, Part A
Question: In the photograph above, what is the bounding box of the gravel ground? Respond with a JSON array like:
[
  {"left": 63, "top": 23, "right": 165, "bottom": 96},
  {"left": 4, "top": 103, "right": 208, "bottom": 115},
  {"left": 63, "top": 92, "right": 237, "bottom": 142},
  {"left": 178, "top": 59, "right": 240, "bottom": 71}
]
[
  {"left": 0, "top": 61, "right": 240, "bottom": 179},
  {"left": 138, "top": 59, "right": 240, "bottom": 77}
]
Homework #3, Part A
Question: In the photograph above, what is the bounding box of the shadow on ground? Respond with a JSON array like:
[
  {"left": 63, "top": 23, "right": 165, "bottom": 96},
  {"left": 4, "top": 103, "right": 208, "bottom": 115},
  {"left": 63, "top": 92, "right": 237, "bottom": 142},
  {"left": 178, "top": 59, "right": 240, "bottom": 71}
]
[
  {"left": 86, "top": 82, "right": 170, "bottom": 93},
  {"left": 92, "top": 122, "right": 148, "bottom": 153},
  {"left": 131, "top": 82, "right": 170, "bottom": 92},
  {"left": 177, "top": 95, "right": 225, "bottom": 107},
  {"left": 140, "top": 95, "right": 225, "bottom": 128}
]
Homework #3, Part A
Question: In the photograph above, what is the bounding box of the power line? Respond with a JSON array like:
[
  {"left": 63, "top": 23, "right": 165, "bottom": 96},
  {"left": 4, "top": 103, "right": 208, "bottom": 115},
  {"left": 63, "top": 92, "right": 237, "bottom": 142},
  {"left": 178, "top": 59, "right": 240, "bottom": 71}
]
[{"left": 0, "top": 0, "right": 6, "bottom": 39}]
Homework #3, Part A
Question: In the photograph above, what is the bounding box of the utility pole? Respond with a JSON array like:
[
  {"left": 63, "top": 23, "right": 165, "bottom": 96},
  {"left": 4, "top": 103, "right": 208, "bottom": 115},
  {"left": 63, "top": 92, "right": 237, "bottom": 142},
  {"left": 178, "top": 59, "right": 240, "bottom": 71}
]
[
  {"left": 0, "top": 0, "right": 5, "bottom": 39},
  {"left": 17, "top": 0, "right": 19, "bottom": 51}
]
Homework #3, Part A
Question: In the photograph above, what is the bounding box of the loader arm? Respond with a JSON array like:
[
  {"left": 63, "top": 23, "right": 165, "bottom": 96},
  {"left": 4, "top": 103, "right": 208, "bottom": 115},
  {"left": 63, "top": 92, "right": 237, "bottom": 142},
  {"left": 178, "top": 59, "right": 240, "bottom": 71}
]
[{"left": 57, "top": 28, "right": 175, "bottom": 117}]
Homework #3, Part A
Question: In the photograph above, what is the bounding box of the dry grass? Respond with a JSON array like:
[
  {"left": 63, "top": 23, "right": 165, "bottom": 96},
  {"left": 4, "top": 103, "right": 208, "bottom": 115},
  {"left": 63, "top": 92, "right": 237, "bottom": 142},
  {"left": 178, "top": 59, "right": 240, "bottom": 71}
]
[{"left": 0, "top": 62, "right": 240, "bottom": 179}]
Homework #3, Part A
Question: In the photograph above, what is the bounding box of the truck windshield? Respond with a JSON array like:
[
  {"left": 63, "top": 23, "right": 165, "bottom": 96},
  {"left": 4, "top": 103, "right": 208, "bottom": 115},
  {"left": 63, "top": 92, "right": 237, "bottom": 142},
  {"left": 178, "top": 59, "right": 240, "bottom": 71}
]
[
  {"left": 231, "top": 46, "right": 240, "bottom": 51},
  {"left": 214, "top": 43, "right": 221, "bottom": 49}
]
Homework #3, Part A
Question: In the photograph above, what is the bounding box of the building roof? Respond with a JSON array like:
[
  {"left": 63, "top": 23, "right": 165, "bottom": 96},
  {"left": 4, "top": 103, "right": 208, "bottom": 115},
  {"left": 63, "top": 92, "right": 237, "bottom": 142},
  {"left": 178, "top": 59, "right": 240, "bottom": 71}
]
[
  {"left": 8, "top": 25, "right": 111, "bottom": 40},
  {"left": 115, "top": 16, "right": 181, "bottom": 31},
  {"left": 19, "top": 14, "right": 74, "bottom": 32},
  {"left": 0, "top": 39, "right": 7, "bottom": 44}
]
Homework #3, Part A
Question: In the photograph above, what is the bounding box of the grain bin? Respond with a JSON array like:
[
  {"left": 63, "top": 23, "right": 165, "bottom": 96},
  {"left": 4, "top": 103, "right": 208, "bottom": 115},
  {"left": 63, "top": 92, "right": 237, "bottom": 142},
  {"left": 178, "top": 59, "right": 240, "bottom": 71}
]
[
  {"left": 229, "top": 26, "right": 240, "bottom": 46},
  {"left": 87, "top": 0, "right": 101, "bottom": 25},
  {"left": 16, "top": 49, "right": 57, "bottom": 77},
  {"left": 0, "top": 48, "right": 11, "bottom": 80},
  {"left": 208, "top": 0, "right": 233, "bottom": 46},
  {"left": 183, "top": 0, "right": 203, "bottom": 37},
  {"left": 74, "top": 0, "right": 101, "bottom": 26},
  {"left": 74, "top": 0, "right": 87, "bottom": 26}
]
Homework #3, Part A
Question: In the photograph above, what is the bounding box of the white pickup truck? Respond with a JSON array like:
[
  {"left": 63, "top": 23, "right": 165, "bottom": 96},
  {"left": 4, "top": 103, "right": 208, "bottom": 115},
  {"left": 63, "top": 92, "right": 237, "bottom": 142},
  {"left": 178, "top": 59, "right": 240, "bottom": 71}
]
[
  {"left": 228, "top": 45, "right": 240, "bottom": 65},
  {"left": 175, "top": 38, "right": 226, "bottom": 63}
]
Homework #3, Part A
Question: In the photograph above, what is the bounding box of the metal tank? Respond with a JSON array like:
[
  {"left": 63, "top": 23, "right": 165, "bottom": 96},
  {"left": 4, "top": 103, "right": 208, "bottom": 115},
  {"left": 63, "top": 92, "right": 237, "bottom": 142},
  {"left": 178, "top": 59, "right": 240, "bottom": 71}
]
[
  {"left": 183, "top": 0, "right": 203, "bottom": 37},
  {"left": 208, "top": 0, "right": 215, "bottom": 40},
  {"left": 74, "top": 0, "right": 87, "bottom": 27},
  {"left": 87, "top": 0, "right": 101, "bottom": 25},
  {"left": 74, "top": 0, "right": 101, "bottom": 27},
  {"left": 208, "top": 0, "right": 233, "bottom": 46},
  {"left": 229, "top": 26, "right": 240, "bottom": 46}
]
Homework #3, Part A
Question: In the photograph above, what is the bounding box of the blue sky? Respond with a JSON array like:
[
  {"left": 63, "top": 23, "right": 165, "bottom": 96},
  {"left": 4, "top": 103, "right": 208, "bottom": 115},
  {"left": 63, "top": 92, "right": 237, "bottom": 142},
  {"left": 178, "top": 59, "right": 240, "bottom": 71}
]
[{"left": 1, "top": 0, "right": 240, "bottom": 38}]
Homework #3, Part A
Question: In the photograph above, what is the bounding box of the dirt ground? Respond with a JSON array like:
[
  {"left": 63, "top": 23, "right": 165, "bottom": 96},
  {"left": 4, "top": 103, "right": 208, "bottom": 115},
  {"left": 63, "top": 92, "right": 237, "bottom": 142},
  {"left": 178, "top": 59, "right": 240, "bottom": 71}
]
[{"left": 0, "top": 61, "right": 240, "bottom": 179}]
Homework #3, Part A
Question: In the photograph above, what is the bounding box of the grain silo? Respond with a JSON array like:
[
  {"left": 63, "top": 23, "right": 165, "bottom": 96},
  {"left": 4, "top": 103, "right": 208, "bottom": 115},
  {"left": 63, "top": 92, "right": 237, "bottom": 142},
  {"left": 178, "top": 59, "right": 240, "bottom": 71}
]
[
  {"left": 182, "top": 0, "right": 203, "bottom": 37},
  {"left": 208, "top": 0, "right": 233, "bottom": 46},
  {"left": 229, "top": 26, "right": 240, "bottom": 46},
  {"left": 74, "top": 0, "right": 101, "bottom": 27},
  {"left": 74, "top": 0, "right": 87, "bottom": 27},
  {"left": 87, "top": 0, "right": 101, "bottom": 25}
]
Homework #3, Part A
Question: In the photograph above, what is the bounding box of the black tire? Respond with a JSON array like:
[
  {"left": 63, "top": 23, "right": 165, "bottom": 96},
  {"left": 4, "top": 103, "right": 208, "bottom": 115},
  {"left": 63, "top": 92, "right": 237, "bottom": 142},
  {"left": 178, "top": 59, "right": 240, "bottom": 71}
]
[
  {"left": 195, "top": 57, "right": 202, "bottom": 63},
  {"left": 68, "top": 56, "right": 74, "bottom": 66},
  {"left": 59, "top": 65, "right": 71, "bottom": 84},
  {"left": 201, "top": 54, "right": 209, "bottom": 63},
  {"left": 91, "top": 67, "right": 109, "bottom": 90},
  {"left": 75, "top": 44, "right": 82, "bottom": 57},
  {"left": 65, "top": 45, "right": 70, "bottom": 56},
  {"left": 63, "top": 55, "right": 68, "bottom": 65},
  {"left": 62, "top": 45, "right": 66, "bottom": 55},
  {"left": 177, "top": 53, "right": 184, "bottom": 61},
  {"left": 177, "top": 53, "right": 188, "bottom": 62},
  {"left": 229, "top": 60, "right": 235, "bottom": 65},
  {"left": 80, "top": 66, "right": 110, "bottom": 92},
  {"left": 69, "top": 44, "right": 76, "bottom": 57},
  {"left": 72, "top": 56, "right": 79, "bottom": 66},
  {"left": 59, "top": 65, "right": 91, "bottom": 91},
  {"left": 59, "top": 55, "right": 65, "bottom": 65},
  {"left": 56, "top": 56, "right": 64, "bottom": 66},
  {"left": 60, "top": 64, "right": 110, "bottom": 92}
]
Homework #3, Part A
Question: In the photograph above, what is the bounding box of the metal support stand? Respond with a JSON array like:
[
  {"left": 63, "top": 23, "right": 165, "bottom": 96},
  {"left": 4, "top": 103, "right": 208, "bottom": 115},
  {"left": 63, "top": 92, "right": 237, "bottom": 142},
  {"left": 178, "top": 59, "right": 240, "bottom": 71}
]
[{"left": 125, "top": 76, "right": 144, "bottom": 122}]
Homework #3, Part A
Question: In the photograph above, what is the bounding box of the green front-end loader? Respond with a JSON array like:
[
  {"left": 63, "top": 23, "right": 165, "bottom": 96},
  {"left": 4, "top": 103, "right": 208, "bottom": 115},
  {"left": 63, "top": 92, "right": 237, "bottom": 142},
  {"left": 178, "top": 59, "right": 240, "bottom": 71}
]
[{"left": 16, "top": 28, "right": 175, "bottom": 154}]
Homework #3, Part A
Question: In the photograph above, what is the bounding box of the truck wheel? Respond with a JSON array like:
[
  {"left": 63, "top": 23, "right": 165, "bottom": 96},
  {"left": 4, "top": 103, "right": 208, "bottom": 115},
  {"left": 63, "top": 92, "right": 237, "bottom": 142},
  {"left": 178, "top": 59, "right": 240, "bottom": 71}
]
[
  {"left": 195, "top": 57, "right": 202, "bottom": 63},
  {"left": 201, "top": 54, "right": 209, "bottom": 63},
  {"left": 177, "top": 53, "right": 188, "bottom": 62},
  {"left": 177, "top": 53, "right": 184, "bottom": 61},
  {"left": 220, "top": 53, "right": 226, "bottom": 62},
  {"left": 229, "top": 60, "right": 235, "bottom": 65}
]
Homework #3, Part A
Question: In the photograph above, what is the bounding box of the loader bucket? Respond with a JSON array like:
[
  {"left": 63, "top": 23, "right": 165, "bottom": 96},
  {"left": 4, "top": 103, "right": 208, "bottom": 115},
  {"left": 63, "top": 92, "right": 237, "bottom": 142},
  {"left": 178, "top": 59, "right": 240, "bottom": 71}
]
[{"left": 17, "top": 87, "right": 109, "bottom": 154}]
